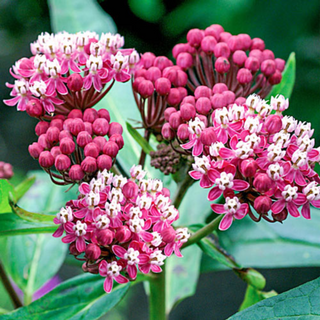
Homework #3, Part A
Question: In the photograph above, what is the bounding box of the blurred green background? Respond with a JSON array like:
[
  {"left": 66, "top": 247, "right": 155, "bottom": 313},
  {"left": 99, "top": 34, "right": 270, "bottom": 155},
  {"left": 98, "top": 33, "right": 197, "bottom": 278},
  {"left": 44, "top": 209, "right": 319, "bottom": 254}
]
[{"left": 0, "top": 0, "right": 320, "bottom": 319}]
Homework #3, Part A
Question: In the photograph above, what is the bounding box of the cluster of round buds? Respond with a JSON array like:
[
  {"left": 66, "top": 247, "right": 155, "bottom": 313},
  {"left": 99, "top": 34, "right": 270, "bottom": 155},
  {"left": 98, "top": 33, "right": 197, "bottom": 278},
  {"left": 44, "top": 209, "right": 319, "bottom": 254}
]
[
  {"left": 161, "top": 83, "right": 247, "bottom": 147},
  {"left": 28, "top": 108, "right": 124, "bottom": 185},
  {"left": 0, "top": 161, "right": 14, "bottom": 179},
  {"left": 184, "top": 93, "right": 320, "bottom": 229},
  {"left": 4, "top": 31, "right": 140, "bottom": 116},
  {"left": 150, "top": 143, "right": 182, "bottom": 175},
  {"left": 173, "top": 24, "right": 284, "bottom": 98},
  {"left": 132, "top": 53, "right": 188, "bottom": 134},
  {"left": 53, "top": 165, "right": 190, "bottom": 293}
]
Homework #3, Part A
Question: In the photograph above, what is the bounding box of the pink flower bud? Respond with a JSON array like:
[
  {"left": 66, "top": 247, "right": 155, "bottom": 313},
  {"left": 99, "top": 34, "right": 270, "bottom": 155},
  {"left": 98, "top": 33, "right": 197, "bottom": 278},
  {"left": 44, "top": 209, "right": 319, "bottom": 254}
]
[
  {"left": 46, "top": 126, "right": 60, "bottom": 144},
  {"left": 138, "top": 80, "right": 154, "bottom": 98},
  {"left": 227, "top": 35, "right": 243, "bottom": 51},
  {"left": 253, "top": 173, "right": 273, "bottom": 193},
  {"left": 84, "top": 122, "right": 93, "bottom": 135},
  {"left": 77, "top": 131, "right": 92, "bottom": 148},
  {"left": 39, "top": 151, "right": 54, "bottom": 168},
  {"left": 196, "top": 97, "right": 211, "bottom": 115},
  {"left": 172, "top": 43, "right": 188, "bottom": 59},
  {"left": 134, "top": 70, "right": 146, "bottom": 79},
  {"left": 26, "top": 99, "right": 44, "bottom": 118},
  {"left": 50, "top": 119, "right": 64, "bottom": 131},
  {"left": 96, "top": 229, "right": 115, "bottom": 246},
  {"left": 268, "top": 70, "right": 282, "bottom": 85},
  {"left": 177, "top": 123, "right": 190, "bottom": 141},
  {"left": 109, "top": 134, "right": 124, "bottom": 149},
  {"left": 63, "top": 118, "right": 73, "bottom": 131},
  {"left": 200, "top": 127, "right": 217, "bottom": 145},
  {"left": 211, "top": 93, "right": 227, "bottom": 109},
  {"left": 38, "top": 134, "right": 50, "bottom": 149},
  {"left": 238, "top": 34, "right": 252, "bottom": 50},
  {"left": 115, "top": 226, "right": 132, "bottom": 243},
  {"left": 162, "top": 123, "right": 175, "bottom": 140},
  {"left": 219, "top": 31, "right": 232, "bottom": 42},
  {"left": 162, "top": 187, "right": 171, "bottom": 197},
  {"left": 176, "top": 52, "right": 193, "bottom": 70},
  {"left": 245, "top": 57, "right": 260, "bottom": 72},
  {"left": 164, "top": 107, "right": 177, "bottom": 122},
  {"left": 132, "top": 76, "right": 144, "bottom": 92},
  {"left": 83, "top": 108, "right": 98, "bottom": 123},
  {"left": 93, "top": 136, "right": 107, "bottom": 152},
  {"left": 123, "top": 180, "right": 139, "bottom": 199},
  {"left": 240, "top": 158, "right": 258, "bottom": 177},
  {"left": 69, "top": 242, "right": 80, "bottom": 256},
  {"left": 67, "top": 73, "right": 83, "bottom": 92},
  {"left": 28, "top": 142, "right": 43, "bottom": 159},
  {"left": 261, "top": 59, "right": 276, "bottom": 76},
  {"left": 51, "top": 146, "right": 61, "bottom": 158},
  {"left": 195, "top": 85, "right": 212, "bottom": 99},
  {"left": 102, "top": 142, "right": 118, "bottom": 159},
  {"left": 161, "top": 226, "right": 176, "bottom": 243},
  {"left": 201, "top": 36, "right": 217, "bottom": 54},
  {"left": 187, "top": 28, "right": 204, "bottom": 47},
  {"left": 69, "top": 164, "right": 84, "bottom": 181},
  {"left": 153, "top": 56, "right": 173, "bottom": 71},
  {"left": 84, "top": 142, "right": 100, "bottom": 158},
  {"left": 35, "top": 121, "right": 49, "bottom": 136},
  {"left": 0, "top": 162, "right": 13, "bottom": 179},
  {"left": 212, "top": 83, "right": 228, "bottom": 94},
  {"left": 68, "top": 109, "right": 83, "bottom": 119},
  {"left": 60, "top": 137, "right": 75, "bottom": 155},
  {"left": 214, "top": 42, "right": 230, "bottom": 58},
  {"left": 69, "top": 118, "right": 85, "bottom": 136},
  {"left": 180, "top": 103, "right": 196, "bottom": 121},
  {"left": 97, "top": 154, "right": 112, "bottom": 170},
  {"left": 272, "top": 208, "right": 288, "bottom": 222},
  {"left": 182, "top": 95, "right": 196, "bottom": 106},
  {"left": 204, "top": 24, "right": 224, "bottom": 40},
  {"left": 81, "top": 156, "right": 97, "bottom": 173},
  {"left": 146, "top": 66, "right": 161, "bottom": 82},
  {"left": 262, "top": 49, "right": 275, "bottom": 61},
  {"left": 55, "top": 154, "right": 71, "bottom": 171},
  {"left": 92, "top": 118, "right": 109, "bottom": 136},
  {"left": 167, "top": 88, "right": 181, "bottom": 106},
  {"left": 237, "top": 68, "right": 253, "bottom": 84},
  {"left": 254, "top": 195, "right": 272, "bottom": 214},
  {"left": 250, "top": 38, "right": 265, "bottom": 51},
  {"left": 169, "top": 111, "right": 182, "bottom": 129},
  {"left": 85, "top": 243, "right": 101, "bottom": 260},
  {"left": 233, "top": 50, "right": 247, "bottom": 66},
  {"left": 97, "top": 109, "right": 110, "bottom": 122},
  {"left": 155, "top": 77, "right": 171, "bottom": 95},
  {"left": 264, "top": 115, "right": 282, "bottom": 134},
  {"left": 59, "top": 130, "right": 73, "bottom": 141},
  {"left": 235, "top": 97, "right": 246, "bottom": 105},
  {"left": 215, "top": 57, "right": 230, "bottom": 73},
  {"left": 108, "top": 122, "right": 123, "bottom": 136},
  {"left": 141, "top": 52, "right": 156, "bottom": 69},
  {"left": 275, "top": 58, "right": 285, "bottom": 72},
  {"left": 222, "top": 90, "right": 235, "bottom": 105}
]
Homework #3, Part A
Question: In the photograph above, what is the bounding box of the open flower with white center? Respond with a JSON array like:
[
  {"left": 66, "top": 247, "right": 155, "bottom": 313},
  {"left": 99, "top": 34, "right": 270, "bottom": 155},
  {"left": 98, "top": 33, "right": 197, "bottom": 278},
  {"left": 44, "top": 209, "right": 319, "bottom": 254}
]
[
  {"left": 244, "top": 116, "right": 262, "bottom": 134},
  {"left": 94, "top": 214, "right": 110, "bottom": 229},
  {"left": 228, "top": 104, "right": 246, "bottom": 121},
  {"left": 53, "top": 206, "right": 74, "bottom": 237},
  {"left": 267, "top": 144, "right": 286, "bottom": 162},
  {"left": 301, "top": 182, "right": 320, "bottom": 219},
  {"left": 130, "top": 164, "right": 146, "bottom": 181},
  {"left": 282, "top": 116, "right": 297, "bottom": 133},
  {"left": 211, "top": 197, "right": 248, "bottom": 230},
  {"left": 273, "top": 130, "right": 291, "bottom": 148},
  {"left": 295, "top": 121, "right": 314, "bottom": 138},
  {"left": 4, "top": 79, "right": 31, "bottom": 111},
  {"left": 246, "top": 94, "right": 261, "bottom": 114},
  {"left": 271, "top": 94, "right": 289, "bottom": 114}
]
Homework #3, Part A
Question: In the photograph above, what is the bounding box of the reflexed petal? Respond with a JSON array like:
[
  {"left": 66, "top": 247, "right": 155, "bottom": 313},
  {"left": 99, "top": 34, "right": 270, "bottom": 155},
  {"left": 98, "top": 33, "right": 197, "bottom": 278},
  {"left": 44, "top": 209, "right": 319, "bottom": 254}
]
[
  {"left": 61, "top": 233, "right": 76, "bottom": 244},
  {"left": 208, "top": 186, "right": 222, "bottom": 201},
  {"left": 112, "top": 245, "right": 126, "bottom": 258},
  {"left": 210, "top": 203, "right": 225, "bottom": 214},
  {"left": 301, "top": 203, "right": 311, "bottom": 219},
  {"left": 127, "top": 265, "right": 137, "bottom": 279},
  {"left": 287, "top": 201, "right": 300, "bottom": 217},
  {"left": 233, "top": 180, "right": 250, "bottom": 191},
  {"left": 139, "top": 263, "right": 151, "bottom": 274},
  {"left": 219, "top": 214, "right": 233, "bottom": 231},
  {"left": 151, "top": 265, "right": 162, "bottom": 273},
  {"left": 164, "top": 243, "right": 174, "bottom": 257},
  {"left": 99, "top": 260, "right": 108, "bottom": 276},
  {"left": 200, "top": 174, "right": 214, "bottom": 188},
  {"left": 114, "top": 274, "right": 129, "bottom": 284},
  {"left": 103, "top": 276, "right": 113, "bottom": 293},
  {"left": 52, "top": 225, "right": 64, "bottom": 238},
  {"left": 189, "top": 170, "right": 202, "bottom": 180},
  {"left": 271, "top": 199, "right": 286, "bottom": 214},
  {"left": 76, "top": 237, "right": 86, "bottom": 252},
  {"left": 138, "top": 254, "right": 150, "bottom": 264}
]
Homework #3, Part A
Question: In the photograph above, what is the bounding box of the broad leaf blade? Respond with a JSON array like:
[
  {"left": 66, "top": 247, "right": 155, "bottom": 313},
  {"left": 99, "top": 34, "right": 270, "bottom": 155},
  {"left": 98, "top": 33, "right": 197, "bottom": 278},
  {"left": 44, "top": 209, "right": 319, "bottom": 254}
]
[
  {"left": 14, "top": 176, "right": 36, "bottom": 201},
  {"left": 0, "top": 179, "right": 15, "bottom": 214},
  {"left": 1, "top": 274, "right": 129, "bottom": 320},
  {"left": 267, "top": 52, "right": 296, "bottom": 99},
  {"left": 229, "top": 277, "right": 320, "bottom": 319},
  {"left": 48, "top": 0, "right": 116, "bottom": 34}
]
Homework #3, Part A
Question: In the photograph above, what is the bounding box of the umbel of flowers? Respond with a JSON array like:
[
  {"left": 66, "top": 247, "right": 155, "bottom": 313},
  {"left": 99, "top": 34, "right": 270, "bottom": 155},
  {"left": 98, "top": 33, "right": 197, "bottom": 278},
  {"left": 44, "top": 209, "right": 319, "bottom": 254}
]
[
  {"left": 178, "top": 94, "right": 320, "bottom": 230},
  {"left": 53, "top": 165, "right": 189, "bottom": 293}
]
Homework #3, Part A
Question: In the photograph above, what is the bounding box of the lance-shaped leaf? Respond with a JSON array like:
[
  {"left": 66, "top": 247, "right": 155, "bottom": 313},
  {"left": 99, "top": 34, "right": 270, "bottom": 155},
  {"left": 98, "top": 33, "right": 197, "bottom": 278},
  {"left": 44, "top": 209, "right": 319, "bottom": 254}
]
[
  {"left": 14, "top": 176, "right": 36, "bottom": 201},
  {"left": 0, "top": 179, "right": 15, "bottom": 214},
  {"left": 1, "top": 274, "right": 129, "bottom": 320}
]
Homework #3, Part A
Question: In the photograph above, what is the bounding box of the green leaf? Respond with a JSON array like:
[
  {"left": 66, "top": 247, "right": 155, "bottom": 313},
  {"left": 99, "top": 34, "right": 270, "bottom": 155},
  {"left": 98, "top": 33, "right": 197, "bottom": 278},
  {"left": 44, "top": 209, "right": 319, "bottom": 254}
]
[
  {"left": 0, "top": 180, "right": 15, "bottom": 214},
  {"left": 267, "top": 52, "right": 296, "bottom": 99},
  {"left": 0, "top": 213, "right": 56, "bottom": 236},
  {"left": 239, "top": 285, "right": 277, "bottom": 311},
  {"left": 205, "top": 207, "right": 320, "bottom": 270},
  {"left": 1, "top": 274, "right": 129, "bottom": 320},
  {"left": 128, "top": 0, "right": 166, "bottom": 23},
  {"left": 14, "top": 176, "right": 36, "bottom": 201},
  {"left": 126, "top": 122, "right": 155, "bottom": 155},
  {"left": 48, "top": 0, "right": 116, "bottom": 34},
  {"left": 165, "top": 245, "right": 201, "bottom": 313},
  {"left": 96, "top": 82, "right": 141, "bottom": 174},
  {"left": 229, "top": 277, "right": 320, "bottom": 319}
]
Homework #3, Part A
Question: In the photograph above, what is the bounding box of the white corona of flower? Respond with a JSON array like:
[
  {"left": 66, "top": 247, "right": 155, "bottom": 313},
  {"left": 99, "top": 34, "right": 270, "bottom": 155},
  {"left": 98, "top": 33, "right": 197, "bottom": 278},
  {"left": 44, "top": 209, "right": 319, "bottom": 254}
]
[
  {"left": 130, "top": 164, "right": 146, "bottom": 181},
  {"left": 282, "top": 116, "right": 297, "bottom": 133},
  {"left": 209, "top": 141, "right": 225, "bottom": 157},
  {"left": 271, "top": 94, "right": 289, "bottom": 113},
  {"left": 56, "top": 206, "right": 73, "bottom": 224},
  {"left": 267, "top": 143, "right": 286, "bottom": 162},
  {"left": 149, "top": 249, "right": 166, "bottom": 266},
  {"left": 228, "top": 104, "right": 246, "bottom": 121},
  {"left": 73, "top": 220, "right": 87, "bottom": 237},
  {"left": 188, "top": 117, "right": 205, "bottom": 135},
  {"left": 215, "top": 172, "right": 234, "bottom": 190},
  {"left": 282, "top": 185, "right": 298, "bottom": 201},
  {"left": 124, "top": 248, "right": 140, "bottom": 265},
  {"left": 95, "top": 214, "right": 110, "bottom": 229},
  {"left": 267, "top": 163, "right": 284, "bottom": 181},
  {"left": 214, "top": 107, "right": 230, "bottom": 126},
  {"left": 192, "top": 155, "right": 211, "bottom": 174},
  {"left": 14, "top": 79, "right": 29, "bottom": 95},
  {"left": 244, "top": 116, "right": 262, "bottom": 134},
  {"left": 295, "top": 121, "right": 314, "bottom": 139},
  {"left": 303, "top": 182, "right": 320, "bottom": 202},
  {"left": 224, "top": 197, "right": 241, "bottom": 214},
  {"left": 105, "top": 200, "right": 121, "bottom": 218},
  {"left": 29, "top": 80, "right": 47, "bottom": 97},
  {"left": 44, "top": 58, "right": 61, "bottom": 77},
  {"left": 246, "top": 94, "right": 261, "bottom": 113},
  {"left": 107, "top": 261, "right": 122, "bottom": 277},
  {"left": 175, "top": 228, "right": 190, "bottom": 243}
]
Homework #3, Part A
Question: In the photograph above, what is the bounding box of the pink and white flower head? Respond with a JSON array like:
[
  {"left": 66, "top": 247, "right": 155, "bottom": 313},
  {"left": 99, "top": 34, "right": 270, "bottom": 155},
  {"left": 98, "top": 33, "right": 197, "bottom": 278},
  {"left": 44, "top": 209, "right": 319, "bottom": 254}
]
[
  {"left": 53, "top": 165, "right": 188, "bottom": 293},
  {"left": 271, "top": 94, "right": 289, "bottom": 114}
]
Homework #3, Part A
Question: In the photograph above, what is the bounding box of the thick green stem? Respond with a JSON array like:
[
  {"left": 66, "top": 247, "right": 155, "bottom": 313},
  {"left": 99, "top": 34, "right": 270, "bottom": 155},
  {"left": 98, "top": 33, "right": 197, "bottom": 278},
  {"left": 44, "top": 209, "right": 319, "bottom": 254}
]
[
  {"left": 149, "top": 265, "right": 167, "bottom": 320},
  {"left": 172, "top": 174, "right": 194, "bottom": 209},
  {"left": 182, "top": 215, "right": 223, "bottom": 249}
]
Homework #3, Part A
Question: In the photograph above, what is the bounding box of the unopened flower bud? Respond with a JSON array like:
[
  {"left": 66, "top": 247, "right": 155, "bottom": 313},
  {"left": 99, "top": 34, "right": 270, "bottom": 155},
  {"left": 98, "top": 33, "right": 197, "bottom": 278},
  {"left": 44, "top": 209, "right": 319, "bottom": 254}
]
[
  {"left": 92, "top": 118, "right": 109, "bottom": 136},
  {"left": 38, "top": 134, "right": 50, "bottom": 149},
  {"left": 103, "top": 141, "right": 119, "bottom": 158},
  {"left": 253, "top": 173, "right": 273, "bottom": 193},
  {"left": 77, "top": 131, "right": 92, "bottom": 148},
  {"left": 222, "top": 90, "right": 235, "bottom": 105},
  {"left": 264, "top": 115, "right": 282, "bottom": 134},
  {"left": 83, "top": 108, "right": 98, "bottom": 123},
  {"left": 26, "top": 99, "right": 44, "bottom": 118},
  {"left": 162, "top": 123, "right": 175, "bottom": 140},
  {"left": 68, "top": 109, "right": 83, "bottom": 119},
  {"left": 169, "top": 112, "right": 182, "bottom": 129},
  {"left": 93, "top": 136, "right": 106, "bottom": 152},
  {"left": 123, "top": 180, "right": 139, "bottom": 199},
  {"left": 96, "top": 229, "right": 114, "bottom": 246},
  {"left": 108, "top": 122, "right": 123, "bottom": 136},
  {"left": 97, "top": 154, "right": 112, "bottom": 170},
  {"left": 211, "top": 93, "right": 226, "bottom": 109},
  {"left": 227, "top": 35, "right": 243, "bottom": 51},
  {"left": 275, "top": 58, "right": 285, "bottom": 72},
  {"left": 35, "top": 121, "right": 49, "bottom": 136},
  {"left": 272, "top": 208, "right": 288, "bottom": 222},
  {"left": 262, "top": 49, "right": 275, "bottom": 61},
  {"left": 81, "top": 156, "right": 97, "bottom": 173},
  {"left": 212, "top": 83, "right": 228, "bottom": 94},
  {"left": 254, "top": 195, "right": 272, "bottom": 214},
  {"left": 28, "top": 142, "right": 43, "bottom": 159},
  {"left": 261, "top": 59, "right": 276, "bottom": 76},
  {"left": 214, "top": 42, "right": 230, "bottom": 58},
  {"left": 268, "top": 70, "right": 282, "bottom": 85},
  {"left": 161, "top": 226, "right": 176, "bottom": 243},
  {"left": 153, "top": 56, "right": 173, "bottom": 70},
  {"left": 85, "top": 243, "right": 101, "bottom": 260},
  {"left": 240, "top": 158, "right": 258, "bottom": 177},
  {"left": 141, "top": 52, "right": 156, "bottom": 69},
  {"left": 69, "top": 164, "right": 84, "bottom": 181},
  {"left": 196, "top": 97, "right": 211, "bottom": 115},
  {"left": 115, "top": 226, "right": 132, "bottom": 243},
  {"left": 251, "top": 38, "right": 265, "bottom": 51},
  {"left": 177, "top": 123, "right": 190, "bottom": 140},
  {"left": 46, "top": 126, "right": 60, "bottom": 144},
  {"left": 69, "top": 242, "right": 80, "bottom": 256},
  {"left": 194, "top": 86, "right": 211, "bottom": 99},
  {"left": 237, "top": 68, "right": 253, "bottom": 84},
  {"left": 167, "top": 88, "right": 181, "bottom": 106},
  {"left": 67, "top": 73, "right": 83, "bottom": 92},
  {"left": 215, "top": 57, "right": 230, "bottom": 73},
  {"left": 84, "top": 122, "right": 93, "bottom": 135},
  {"left": 97, "top": 109, "right": 110, "bottom": 122},
  {"left": 39, "top": 151, "right": 54, "bottom": 168},
  {"left": 201, "top": 36, "right": 217, "bottom": 54},
  {"left": 55, "top": 154, "right": 71, "bottom": 171},
  {"left": 69, "top": 118, "right": 85, "bottom": 136},
  {"left": 109, "top": 134, "right": 124, "bottom": 149},
  {"left": 200, "top": 127, "right": 217, "bottom": 146},
  {"left": 187, "top": 28, "right": 204, "bottom": 47},
  {"left": 84, "top": 142, "right": 100, "bottom": 158},
  {"left": 138, "top": 80, "right": 154, "bottom": 98},
  {"left": 60, "top": 137, "right": 75, "bottom": 155},
  {"left": 245, "top": 57, "right": 260, "bottom": 72}
]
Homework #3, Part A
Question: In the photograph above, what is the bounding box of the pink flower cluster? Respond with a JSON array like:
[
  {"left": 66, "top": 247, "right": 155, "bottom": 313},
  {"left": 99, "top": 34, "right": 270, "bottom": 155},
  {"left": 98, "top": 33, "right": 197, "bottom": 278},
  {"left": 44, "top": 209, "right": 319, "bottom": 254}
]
[
  {"left": 4, "top": 31, "right": 140, "bottom": 115},
  {"left": 0, "top": 161, "right": 14, "bottom": 179},
  {"left": 173, "top": 24, "right": 284, "bottom": 97},
  {"left": 28, "top": 108, "right": 123, "bottom": 185},
  {"left": 132, "top": 53, "right": 188, "bottom": 133},
  {"left": 181, "top": 94, "right": 320, "bottom": 230},
  {"left": 53, "top": 165, "right": 189, "bottom": 293}
]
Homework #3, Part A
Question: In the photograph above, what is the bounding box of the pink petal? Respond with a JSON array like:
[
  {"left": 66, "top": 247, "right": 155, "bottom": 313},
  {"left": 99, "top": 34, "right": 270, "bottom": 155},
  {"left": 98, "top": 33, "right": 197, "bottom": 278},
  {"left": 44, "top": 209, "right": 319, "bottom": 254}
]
[
  {"left": 271, "top": 199, "right": 286, "bottom": 214},
  {"left": 207, "top": 168, "right": 220, "bottom": 181},
  {"left": 151, "top": 265, "right": 162, "bottom": 273},
  {"left": 99, "top": 260, "right": 108, "bottom": 276},
  {"left": 218, "top": 128, "right": 228, "bottom": 144},
  {"left": 61, "top": 233, "right": 76, "bottom": 244},
  {"left": 233, "top": 180, "right": 250, "bottom": 191},
  {"left": 139, "top": 264, "right": 151, "bottom": 274},
  {"left": 52, "top": 225, "right": 64, "bottom": 238},
  {"left": 295, "top": 170, "right": 307, "bottom": 186},
  {"left": 287, "top": 201, "right": 300, "bottom": 217},
  {"left": 138, "top": 254, "right": 150, "bottom": 264},
  {"left": 164, "top": 243, "right": 174, "bottom": 257},
  {"left": 103, "top": 276, "right": 113, "bottom": 293},
  {"left": 74, "top": 208, "right": 88, "bottom": 219},
  {"left": 114, "top": 274, "right": 129, "bottom": 284},
  {"left": 301, "top": 203, "right": 311, "bottom": 219},
  {"left": 69, "top": 59, "right": 81, "bottom": 73},
  {"left": 181, "top": 138, "right": 196, "bottom": 150},
  {"left": 219, "top": 147, "right": 235, "bottom": 159},
  {"left": 200, "top": 174, "right": 214, "bottom": 188},
  {"left": 3, "top": 96, "right": 20, "bottom": 106},
  {"left": 192, "top": 139, "right": 203, "bottom": 157},
  {"left": 140, "top": 231, "right": 153, "bottom": 242},
  {"left": 56, "top": 78, "right": 68, "bottom": 95},
  {"left": 174, "top": 244, "right": 183, "bottom": 258},
  {"left": 76, "top": 237, "right": 86, "bottom": 252},
  {"left": 210, "top": 203, "right": 226, "bottom": 214},
  {"left": 112, "top": 245, "right": 127, "bottom": 258},
  {"left": 293, "top": 193, "right": 307, "bottom": 206},
  {"left": 189, "top": 170, "right": 202, "bottom": 180},
  {"left": 93, "top": 75, "right": 102, "bottom": 92},
  {"left": 208, "top": 186, "right": 222, "bottom": 201},
  {"left": 237, "top": 203, "right": 249, "bottom": 216},
  {"left": 219, "top": 214, "right": 233, "bottom": 231},
  {"left": 311, "top": 199, "right": 320, "bottom": 208},
  {"left": 115, "top": 71, "right": 131, "bottom": 82},
  {"left": 127, "top": 265, "right": 137, "bottom": 279},
  {"left": 79, "top": 182, "right": 91, "bottom": 194}
]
